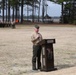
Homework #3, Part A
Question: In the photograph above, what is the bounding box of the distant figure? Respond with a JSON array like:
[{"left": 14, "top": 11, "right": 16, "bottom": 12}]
[
  {"left": 31, "top": 25, "right": 43, "bottom": 70},
  {"left": 11, "top": 21, "right": 15, "bottom": 29}
]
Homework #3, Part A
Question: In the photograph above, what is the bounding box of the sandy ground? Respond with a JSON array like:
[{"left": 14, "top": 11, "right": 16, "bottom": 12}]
[{"left": 0, "top": 24, "right": 76, "bottom": 75}]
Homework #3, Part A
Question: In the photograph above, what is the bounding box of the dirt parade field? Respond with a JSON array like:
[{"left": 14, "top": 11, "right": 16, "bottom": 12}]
[{"left": 0, "top": 24, "right": 76, "bottom": 75}]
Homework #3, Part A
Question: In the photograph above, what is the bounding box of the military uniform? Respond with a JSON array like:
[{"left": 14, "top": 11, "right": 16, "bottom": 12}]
[{"left": 31, "top": 25, "right": 42, "bottom": 70}]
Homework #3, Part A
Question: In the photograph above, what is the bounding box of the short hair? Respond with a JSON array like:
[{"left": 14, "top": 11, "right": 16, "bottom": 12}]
[{"left": 34, "top": 25, "right": 39, "bottom": 29}]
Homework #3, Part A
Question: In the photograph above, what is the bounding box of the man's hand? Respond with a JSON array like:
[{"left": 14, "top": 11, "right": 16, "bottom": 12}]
[{"left": 36, "top": 35, "right": 40, "bottom": 39}]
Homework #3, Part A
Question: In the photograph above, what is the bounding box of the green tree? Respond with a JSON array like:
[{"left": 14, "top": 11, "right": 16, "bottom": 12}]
[
  {"left": 38, "top": 0, "right": 41, "bottom": 22},
  {"left": 8, "top": 0, "right": 11, "bottom": 22},
  {"left": 10, "top": 0, "right": 20, "bottom": 21},
  {"left": 0, "top": 0, "right": 5, "bottom": 22},
  {"left": 21, "top": 0, "right": 24, "bottom": 23},
  {"left": 5, "top": 0, "right": 8, "bottom": 21}
]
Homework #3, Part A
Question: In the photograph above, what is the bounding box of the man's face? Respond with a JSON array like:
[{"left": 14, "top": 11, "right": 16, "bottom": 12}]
[{"left": 35, "top": 28, "right": 39, "bottom": 33}]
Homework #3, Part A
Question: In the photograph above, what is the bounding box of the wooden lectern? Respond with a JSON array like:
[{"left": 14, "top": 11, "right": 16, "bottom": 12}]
[{"left": 40, "top": 39, "right": 56, "bottom": 71}]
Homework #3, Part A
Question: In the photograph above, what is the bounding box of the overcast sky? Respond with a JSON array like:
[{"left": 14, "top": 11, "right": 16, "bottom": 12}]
[
  {"left": 23, "top": 1, "right": 61, "bottom": 17},
  {"left": 47, "top": 1, "right": 61, "bottom": 17}
]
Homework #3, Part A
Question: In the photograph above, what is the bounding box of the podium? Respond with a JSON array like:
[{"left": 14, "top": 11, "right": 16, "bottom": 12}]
[{"left": 40, "top": 39, "right": 56, "bottom": 71}]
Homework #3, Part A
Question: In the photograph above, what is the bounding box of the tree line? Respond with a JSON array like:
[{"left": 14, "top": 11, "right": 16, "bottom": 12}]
[
  {"left": 51, "top": 0, "right": 76, "bottom": 24},
  {"left": 0, "top": 0, "right": 76, "bottom": 24},
  {"left": 0, "top": 0, "right": 43, "bottom": 23}
]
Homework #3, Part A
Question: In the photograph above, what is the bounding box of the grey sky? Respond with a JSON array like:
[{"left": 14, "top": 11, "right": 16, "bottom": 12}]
[
  {"left": 47, "top": 1, "right": 61, "bottom": 17},
  {"left": 23, "top": 1, "right": 61, "bottom": 17}
]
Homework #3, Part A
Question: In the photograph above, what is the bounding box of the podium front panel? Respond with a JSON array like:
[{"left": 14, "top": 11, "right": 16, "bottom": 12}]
[{"left": 41, "top": 39, "right": 55, "bottom": 71}]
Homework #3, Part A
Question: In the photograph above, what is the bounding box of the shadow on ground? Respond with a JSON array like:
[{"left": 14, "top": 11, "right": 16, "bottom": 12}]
[{"left": 56, "top": 64, "right": 75, "bottom": 70}]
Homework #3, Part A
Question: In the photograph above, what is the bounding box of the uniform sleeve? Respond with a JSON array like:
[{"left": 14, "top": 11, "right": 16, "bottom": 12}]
[
  {"left": 31, "top": 34, "right": 37, "bottom": 42},
  {"left": 31, "top": 34, "right": 35, "bottom": 42},
  {"left": 41, "top": 34, "right": 43, "bottom": 40},
  {"left": 40, "top": 33, "right": 43, "bottom": 40}
]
